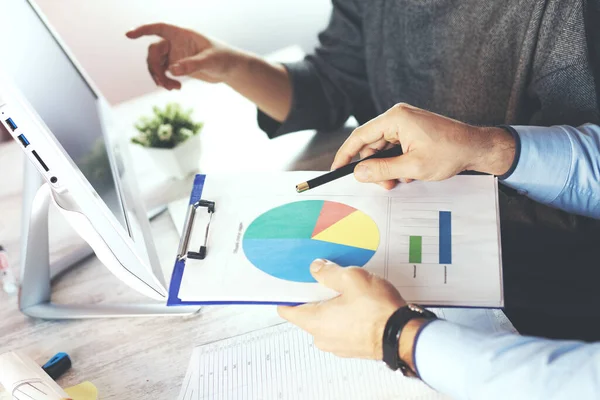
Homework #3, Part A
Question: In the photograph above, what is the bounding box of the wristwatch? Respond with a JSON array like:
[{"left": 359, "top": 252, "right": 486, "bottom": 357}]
[{"left": 382, "top": 304, "right": 437, "bottom": 377}]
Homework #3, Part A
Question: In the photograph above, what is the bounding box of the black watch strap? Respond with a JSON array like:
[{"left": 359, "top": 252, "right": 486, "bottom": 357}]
[{"left": 382, "top": 305, "right": 437, "bottom": 376}]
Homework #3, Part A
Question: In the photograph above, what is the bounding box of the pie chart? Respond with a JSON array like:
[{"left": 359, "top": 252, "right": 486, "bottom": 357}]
[{"left": 242, "top": 200, "right": 379, "bottom": 282}]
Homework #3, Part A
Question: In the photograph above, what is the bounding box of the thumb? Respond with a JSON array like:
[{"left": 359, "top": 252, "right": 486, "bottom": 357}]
[
  {"left": 169, "top": 54, "right": 211, "bottom": 76},
  {"left": 309, "top": 259, "right": 347, "bottom": 293},
  {"left": 354, "top": 154, "right": 418, "bottom": 183}
]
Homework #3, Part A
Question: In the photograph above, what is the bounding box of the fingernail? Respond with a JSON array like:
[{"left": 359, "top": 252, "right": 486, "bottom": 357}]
[
  {"left": 311, "top": 259, "right": 325, "bottom": 272},
  {"left": 170, "top": 64, "right": 182, "bottom": 75},
  {"left": 355, "top": 164, "right": 371, "bottom": 181}
]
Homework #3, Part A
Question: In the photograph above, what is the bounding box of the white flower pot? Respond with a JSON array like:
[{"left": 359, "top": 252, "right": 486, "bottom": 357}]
[{"left": 142, "top": 134, "right": 202, "bottom": 180}]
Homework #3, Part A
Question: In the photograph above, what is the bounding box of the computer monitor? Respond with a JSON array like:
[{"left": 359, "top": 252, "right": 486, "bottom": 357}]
[{"left": 0, "top": 0, "right": 168, "bottom": 302}]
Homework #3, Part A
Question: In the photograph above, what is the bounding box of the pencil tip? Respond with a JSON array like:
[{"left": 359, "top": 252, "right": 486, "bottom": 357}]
[{"left": 296, "top": 182, "right": 309, "bottom": 193}]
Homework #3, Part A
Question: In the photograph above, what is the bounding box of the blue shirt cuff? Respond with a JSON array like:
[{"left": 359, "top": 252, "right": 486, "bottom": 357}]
[
  {"left": 415, "top": 320, "right": 490, "bottom": 399},
  {"left": 500, "top": 125, "right": 572, "bottom": 204},
  {"left": 496, "top": 125, "right": 521, "bottom": 180}
]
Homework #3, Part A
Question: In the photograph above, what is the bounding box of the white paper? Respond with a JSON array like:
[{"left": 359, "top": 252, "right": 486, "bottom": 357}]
[
  {"left": 169, "top": 172, "right": 502, "bottom": 307},
  {"left": 178, "top": 349, "right": 199, "bottom": 400},
  {"left": 177, "top": 310, "right": 516, "bottom": 400},
  {"left": 178, "top": 323, "right": 452, "bottom": 400},
  {"left": 428, "top": 308, "right": 517, "bottom": 334}
]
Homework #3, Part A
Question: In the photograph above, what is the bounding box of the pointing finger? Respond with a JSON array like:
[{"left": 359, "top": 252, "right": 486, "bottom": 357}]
[
  {"left": 126, "top": 23, "right": 178, "bottom": 40},
  {"left": 332, "top": 111, "right": 402, "bottom": 170}
]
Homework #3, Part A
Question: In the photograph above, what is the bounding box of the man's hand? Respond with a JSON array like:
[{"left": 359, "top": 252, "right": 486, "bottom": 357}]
[
  {"left": 332, "top": 103, "right": 516, "bottom": 188},
  {"left": 278, "top": 259, "right": 405, "bottom": 360},
  {"left": 126, "top": 23, "right": 292, "bottom": 122},
  {"left": 126, "top": 23, "right": 246, "bottom": 90}
]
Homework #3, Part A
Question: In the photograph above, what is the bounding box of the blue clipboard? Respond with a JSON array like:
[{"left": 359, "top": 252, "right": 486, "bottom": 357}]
[
  {"left": 168, "top": 174, "right": 500, "bottom": 308},
  {"left": 167, "top": 174, "right": 206, "bottom": 306},
  {"left": 167, "top": 174, "right": 299, "bottom": 306}
]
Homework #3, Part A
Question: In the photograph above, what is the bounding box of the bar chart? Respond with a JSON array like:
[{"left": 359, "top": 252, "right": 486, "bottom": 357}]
[
  {"left": 408, "top": 211, "right": 452, "bottom": 264},
  {"left": 387, "top": 199, "right": 454, "bottom": 287}
]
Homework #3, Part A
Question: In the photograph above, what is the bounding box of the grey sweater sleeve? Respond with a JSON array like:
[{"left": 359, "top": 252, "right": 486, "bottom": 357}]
[
  {"left": 258, "top": 0, "right": 376, "bottom": 138},
  {"left": 525, "top": 1, "right": 600, "bottom": 126}
]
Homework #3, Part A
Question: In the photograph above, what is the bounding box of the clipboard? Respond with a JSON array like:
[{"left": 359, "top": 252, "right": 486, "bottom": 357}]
[
  {"left": 167, "top": 175, "right": 288, "bottom": 306},
  {"left": 167, "top": 172, "right": 504, "bottom": 308},
  {"left": 168, "top": 174, "right": 207, "bottom": 306}
]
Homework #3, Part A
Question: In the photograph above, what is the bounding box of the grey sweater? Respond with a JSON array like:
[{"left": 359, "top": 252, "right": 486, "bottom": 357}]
[
  {"left": 259, "top": 0, "right": 600, "bottom": 135},
  {"left": 258, "top": 1, "right": 600, "bottom": 328}
]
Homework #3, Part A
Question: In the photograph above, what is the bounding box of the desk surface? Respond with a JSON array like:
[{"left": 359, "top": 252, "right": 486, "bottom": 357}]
[{"left": 0, "top": 72, "right": 353, "bottom": 398}]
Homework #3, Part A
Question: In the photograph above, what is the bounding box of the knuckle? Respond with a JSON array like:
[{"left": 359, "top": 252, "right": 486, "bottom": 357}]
[
  {"left": 347, "top": 134, "right": 363, "bottom": 149},
  {"left": 340, "top": 268, "right": 355, "bottom": 283},
  {"left": 342, "top": 266, "right": 367, "bottom": 283},
  {"left": 376, "top": 159, "right": 392, "bottom": 178},
  {"left": 348, "top": 128, "right": 367, "bottom": 145},
  {"left": 349, "top": 125, "right": 362, "bottom": 138},
  {"left": 391, "top": 102, "right": 411, "bottom": 115}
]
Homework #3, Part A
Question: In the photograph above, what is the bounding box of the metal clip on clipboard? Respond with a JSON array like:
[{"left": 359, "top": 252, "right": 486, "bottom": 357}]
[{"left": 176, "top": 199, "right": 216, "bottom": 261}]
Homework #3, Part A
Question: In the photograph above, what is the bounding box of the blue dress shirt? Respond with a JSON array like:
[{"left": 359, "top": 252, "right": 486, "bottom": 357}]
[{"left": 415, "top": 124, "right": 600, "bottom": 399}]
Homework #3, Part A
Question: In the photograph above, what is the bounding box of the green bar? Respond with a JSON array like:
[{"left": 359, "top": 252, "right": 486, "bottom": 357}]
[{"left": 409, "top": 236, "right": 422, "bottom": 263}]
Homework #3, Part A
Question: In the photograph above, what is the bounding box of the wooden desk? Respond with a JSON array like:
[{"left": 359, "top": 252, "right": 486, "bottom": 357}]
[{"left": 0, "top": 76, "right": 352, "bottom": 398}]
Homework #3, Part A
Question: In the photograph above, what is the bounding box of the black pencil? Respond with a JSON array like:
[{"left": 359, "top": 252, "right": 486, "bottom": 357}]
[{"left": 296, "top": 146, "right": 403, "bottom": 193}]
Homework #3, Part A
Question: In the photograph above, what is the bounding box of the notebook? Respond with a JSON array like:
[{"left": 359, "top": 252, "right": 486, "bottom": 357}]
[{"left": 167, "top": 172, "right": 503, "bottom": 307}]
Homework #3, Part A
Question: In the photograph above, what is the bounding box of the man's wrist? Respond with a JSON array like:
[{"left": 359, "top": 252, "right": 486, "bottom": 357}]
[
  {"left": 222, "top": 50, "right": 254, "bottom": 86},
  {"left": 398, "top": 318, "right": 429, "bottom": 373},
  {"left": 467, "top": 126, "right": 516, "bottom": 176},
  {"left": 224, "top": 51, "right": 291, "bottom": 123}
]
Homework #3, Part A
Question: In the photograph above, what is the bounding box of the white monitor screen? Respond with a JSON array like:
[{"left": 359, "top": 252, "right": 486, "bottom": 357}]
[{"left": 0, "top": 0, "right": 128, "bottom": 232}]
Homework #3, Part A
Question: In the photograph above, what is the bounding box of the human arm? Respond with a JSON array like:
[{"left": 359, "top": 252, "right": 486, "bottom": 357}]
[
  {"left": 126, "top": 23, "right": 292, "bottom": 122},
  {"left": 500, "top": 124, "right": 600, "bottom": 219},
  {"left": 257, "top": 0, "right": 376, "bottom": 137},
  {"left": 413, "top": 318, "right": 600, "bottom": 400},
  {"left": 278, "top": 260, "right": 600, "bottom": 400},
  {"left": 331, "top": 103, "right": 600, "bottom": 218},
  {"left": 128, "top": 0, "right": 376, "bottom": 138}
]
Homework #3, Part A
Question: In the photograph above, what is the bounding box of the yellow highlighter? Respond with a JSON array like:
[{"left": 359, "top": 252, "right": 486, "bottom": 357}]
[{"left": 64, "top": 382, "right": 98, "bottom": 400}]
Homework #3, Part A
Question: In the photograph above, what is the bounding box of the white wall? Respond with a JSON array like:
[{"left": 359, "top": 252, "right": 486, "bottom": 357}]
[{"left": 34, "top": 0, "right": 332, "bottom": 105}]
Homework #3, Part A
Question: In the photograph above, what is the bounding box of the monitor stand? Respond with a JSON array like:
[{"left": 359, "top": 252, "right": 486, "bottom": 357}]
[{"left": 19, "top": 182, "right": 199, "bottom": 319}]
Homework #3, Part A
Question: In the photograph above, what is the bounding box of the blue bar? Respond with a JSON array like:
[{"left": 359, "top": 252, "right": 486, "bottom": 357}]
[{"left": 439, "top": 211, "right": 452, "bottom": 264}]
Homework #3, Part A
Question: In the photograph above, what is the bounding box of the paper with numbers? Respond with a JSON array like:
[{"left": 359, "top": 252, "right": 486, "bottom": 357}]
[{"left": 178, "top": 313, "right": 516, "bottom": 400}]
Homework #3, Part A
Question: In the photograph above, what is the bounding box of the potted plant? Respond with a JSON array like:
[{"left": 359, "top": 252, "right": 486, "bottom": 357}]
[{"left": 131, "top": 103, "right": 204, "bottom": 179}]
